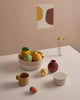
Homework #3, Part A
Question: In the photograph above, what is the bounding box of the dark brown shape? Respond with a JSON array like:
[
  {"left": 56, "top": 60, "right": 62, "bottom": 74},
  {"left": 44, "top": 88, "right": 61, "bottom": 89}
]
[
  {"left": 20, "top": 73, "right": 28, "bottom": 78},
  {"left": 46, "top": 8, "right": 54, "bottom": 25}
]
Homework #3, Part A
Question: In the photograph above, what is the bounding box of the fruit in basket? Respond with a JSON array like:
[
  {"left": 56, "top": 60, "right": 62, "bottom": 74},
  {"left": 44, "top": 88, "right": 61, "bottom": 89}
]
[
  {"left": 24, "top": 54, "right": 32, "bottom": 62},
  {"left": 40, "top": 68, "right": 48, "bottom": 76},
  {"left": 20, "top": 47, "right": 31, "bottom": 59},
  {"left": 48, "top": 60, "right": 58, "bottom": 72},
  {"left": 31, "top": 51, "right": 37, "bottom": 56},
  {"left": 38, "top": 52, "right": 45, "bottom": 58},
  {"left": 20, "top": 51, "right": 30, "bottom": 59},
  {"left": 32, "top": 52, "right": 42, "bottom": 61}
]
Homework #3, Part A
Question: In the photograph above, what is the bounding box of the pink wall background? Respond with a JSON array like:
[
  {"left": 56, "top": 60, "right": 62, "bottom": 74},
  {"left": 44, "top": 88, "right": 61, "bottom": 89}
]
[{"left": 0, "top": 0, "right": 80, "bottom": 55}]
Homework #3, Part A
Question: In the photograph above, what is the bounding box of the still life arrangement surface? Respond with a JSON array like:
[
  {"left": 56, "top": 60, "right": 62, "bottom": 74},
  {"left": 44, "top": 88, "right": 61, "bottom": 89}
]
[
  {"left": 18, "top": 47, "right": 44, "bottom": 70},
  {"left": 16, "top": 47, "right": 67, "bottom": 94},
  {"left": 0, "top": 46, "right": 80, "bottom": 100}
]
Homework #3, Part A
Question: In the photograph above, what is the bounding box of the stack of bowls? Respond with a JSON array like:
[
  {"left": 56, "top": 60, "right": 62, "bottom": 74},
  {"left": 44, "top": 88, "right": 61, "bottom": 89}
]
[{"left": 53, "top": 72, "right": 67, "bottom": 86}]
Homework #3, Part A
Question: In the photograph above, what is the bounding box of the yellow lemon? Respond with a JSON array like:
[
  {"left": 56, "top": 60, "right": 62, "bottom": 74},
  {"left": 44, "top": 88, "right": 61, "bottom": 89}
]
[
  {"left": 31, "top": 51, "right": 37, "bottom": 56},
  {"left": 20, "top": 51, "right": 31, "bottom": 59}
]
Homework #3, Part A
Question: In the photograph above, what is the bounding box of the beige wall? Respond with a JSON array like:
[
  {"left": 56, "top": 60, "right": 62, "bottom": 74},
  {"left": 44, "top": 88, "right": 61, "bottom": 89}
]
[{"left": 0, "top": 0, "right": 80, "bottom": 56}]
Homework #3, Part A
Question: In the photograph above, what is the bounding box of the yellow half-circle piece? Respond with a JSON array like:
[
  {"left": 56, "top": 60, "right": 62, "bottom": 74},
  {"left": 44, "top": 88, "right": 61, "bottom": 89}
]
[{"left": 37, "top": 6, "right": 43, "bottom": 21}]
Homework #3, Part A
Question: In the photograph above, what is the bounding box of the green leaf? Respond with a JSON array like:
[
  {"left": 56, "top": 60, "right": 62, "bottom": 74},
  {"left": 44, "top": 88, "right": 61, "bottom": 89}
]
[{"left": 22, "top": 47, "right": 29, "bottom": 51}]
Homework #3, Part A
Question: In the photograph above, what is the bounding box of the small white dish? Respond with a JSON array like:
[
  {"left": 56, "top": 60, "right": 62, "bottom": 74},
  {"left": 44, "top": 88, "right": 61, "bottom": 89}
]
[{"left": 53, "top": 72, "right": 67, "bottom": 86}]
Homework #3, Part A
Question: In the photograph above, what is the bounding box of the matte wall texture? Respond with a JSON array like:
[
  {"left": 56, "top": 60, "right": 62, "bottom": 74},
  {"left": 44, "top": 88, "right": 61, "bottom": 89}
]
[{"left": 0, "top": 0, "right": 80, "bottom": 55}]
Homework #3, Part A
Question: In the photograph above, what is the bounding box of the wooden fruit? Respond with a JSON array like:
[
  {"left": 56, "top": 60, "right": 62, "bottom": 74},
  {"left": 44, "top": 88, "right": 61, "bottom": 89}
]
[
  {"left": 30, "top": 51, "right": 38, "bottom": 56},
  {"left": 40, "top": 68, "right": 48, "bottom": 76},
  {"left": 24, "top": 54, "right": 32, "bottom": 62},
  {"left": 32, "top": 52, "right": 42, "bottom": 61},
  {"left": 20, "top": 47, "right": 31, "bottom": 59},
  {"left": 20, "top": 51, "right": 31, "bottom": 59},
  {"left": 38, "top": 52, "right": 45, "bottom": 58},
  {"left": 30, "top": 87, "right": 37, "bottom": 94}
]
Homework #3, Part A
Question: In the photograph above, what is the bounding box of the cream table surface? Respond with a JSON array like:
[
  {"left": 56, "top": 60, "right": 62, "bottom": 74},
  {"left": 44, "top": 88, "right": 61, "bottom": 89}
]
[{"left": 0, "top": 46, "right": 80, "bottom": 100}]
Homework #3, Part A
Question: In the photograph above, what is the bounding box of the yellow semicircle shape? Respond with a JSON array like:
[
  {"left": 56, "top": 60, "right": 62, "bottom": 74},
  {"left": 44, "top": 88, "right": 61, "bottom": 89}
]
[{"left": 37, "top": 6, "right": 43, "bottom": 21}]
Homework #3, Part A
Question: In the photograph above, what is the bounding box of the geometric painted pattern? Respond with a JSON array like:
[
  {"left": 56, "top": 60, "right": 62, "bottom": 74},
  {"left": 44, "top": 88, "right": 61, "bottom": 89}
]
[{"left": 37, "top": 4, "right": 54, "bottom": 29}]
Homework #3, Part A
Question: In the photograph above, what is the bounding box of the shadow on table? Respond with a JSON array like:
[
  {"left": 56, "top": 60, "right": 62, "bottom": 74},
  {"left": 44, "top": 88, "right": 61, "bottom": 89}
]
[
  {"left": 48, "top": 71, "right": 55, "bottom": 75},
  {"left": 2, "top": 81, "right": 20, "bottom": 90},
  {"left": 1, "top": 61, "right": 23, "bottom": 73},
  {"left": 33, "top": 70, "right": 55, "bottom": 78},
  {"left": 45, "top": 54, "right": 57, "bottom": 58},
  {"left": 44, "top": 80, "right": 59, "bottom": 89},
  {"left": 24, "top": 91, "right": 34, "bottom": 96},
  {"left": 33, "top": 71, "right": 41, "bottom": 78}
]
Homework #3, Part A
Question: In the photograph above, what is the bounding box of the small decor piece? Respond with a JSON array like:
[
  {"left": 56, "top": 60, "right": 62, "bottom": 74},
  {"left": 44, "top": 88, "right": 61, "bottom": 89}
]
[
  {"left": 30, "top": 86, "right": 37, "bottom": 94},
  {"left": 18, "top": 47, "right": 45, "bottom": 71},
  {"left": 16, "top": 72, "right": 29, "bottom": 86},
  {"left": 30, "top": 51, "right": 37, "bottom": 56},
  {"left": 37, "top": 4, "right": 54, "bottom": 29},
  {"left": 48, "top": 60, "right": 58, "bottom": 73},
  {"left": 20, "top": 49, "right": 44, "bottom": 62},
  {"left": 20, "top": 47, "right": 31, "bottom": 59},
  {"left": 38, "top": 52, "right": 45, "bottom": 58},
  {"left": 24, "top": 54, "right": 32, "bottom": 62},
  {"left": 57, "top": 37, "right": 65, "bottom": 56},
  {"left": 53, "top": 72, "right": 67, "bottom": 86},
  {"left": 40, "top": 68, "right": 48, "bottom": 77},
  {"left": 32, "top": 51, "right": 42, "bottom": 61}
]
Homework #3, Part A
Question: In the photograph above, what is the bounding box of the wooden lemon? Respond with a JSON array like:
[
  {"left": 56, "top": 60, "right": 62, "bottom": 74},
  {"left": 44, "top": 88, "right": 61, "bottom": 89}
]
[
  {"left": 20, "top": 51, "right": 31, "bottom": 59},
  {"left": 31, "top": 51, "right": 37, "bottom": 56}
]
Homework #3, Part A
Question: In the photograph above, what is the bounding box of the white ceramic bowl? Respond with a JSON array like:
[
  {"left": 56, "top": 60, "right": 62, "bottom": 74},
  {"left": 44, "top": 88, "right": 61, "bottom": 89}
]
[{"left": 18, "top": 54, "right": 44, "bottom": 71}]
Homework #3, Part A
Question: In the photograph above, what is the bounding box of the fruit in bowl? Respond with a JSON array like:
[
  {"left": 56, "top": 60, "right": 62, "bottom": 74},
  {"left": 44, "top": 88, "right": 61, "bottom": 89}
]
[
  {"left": 31, "top": 51, "right": 42, "bottom": 61},
  {"left": 18, "top": 47, "right": 45, "bottom": 71},
  {"left": 20, "top": 47, "right": 31, "bottom": 59},
  {"left": 24, "top": 54, "right": 32, "bottom": 62}
]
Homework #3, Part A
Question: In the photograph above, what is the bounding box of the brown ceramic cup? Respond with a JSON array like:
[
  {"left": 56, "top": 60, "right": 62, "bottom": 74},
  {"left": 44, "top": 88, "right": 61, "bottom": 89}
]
[{"left": 16, "top": 72, "right": 29, "bottom": 86}]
